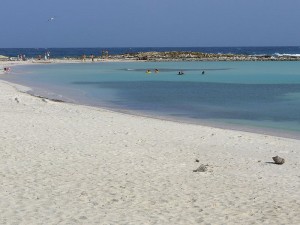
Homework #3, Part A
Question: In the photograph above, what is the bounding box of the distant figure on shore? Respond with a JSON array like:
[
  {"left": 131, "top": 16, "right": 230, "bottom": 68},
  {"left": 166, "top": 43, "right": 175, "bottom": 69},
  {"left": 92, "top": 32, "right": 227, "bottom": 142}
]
[
  {"left": 82, "top": 54, "right": 86, "bottom": 62},
  {"left": 47, "top": 51, "right": 50, "bottom": 60},
  {"left": 90, "top": 54, "right": 95, "bottom": 62},
  {"left": 155, "top": 69, "right": 159, "bottom": 73},
  {"left": 4, "top": 67, "right": 11, "bottom": 73},
  {"left": 202, "top": 71, "right": 205, "bottom": 75},
  {"left": 178, "top": 71, "right": 184, "bottom": 75}
]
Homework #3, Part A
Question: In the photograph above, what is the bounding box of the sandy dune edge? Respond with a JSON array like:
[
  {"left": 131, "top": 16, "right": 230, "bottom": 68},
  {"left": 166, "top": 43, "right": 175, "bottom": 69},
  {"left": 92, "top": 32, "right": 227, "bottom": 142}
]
[{"left": 0, "top": 80, "right": 299, "bottom": 225}]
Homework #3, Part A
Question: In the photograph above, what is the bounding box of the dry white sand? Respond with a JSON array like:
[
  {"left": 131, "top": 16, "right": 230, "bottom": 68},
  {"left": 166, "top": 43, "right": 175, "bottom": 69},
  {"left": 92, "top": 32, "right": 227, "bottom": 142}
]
[{"left": 0, "top": 72, "right": 300, "bottom": 224}]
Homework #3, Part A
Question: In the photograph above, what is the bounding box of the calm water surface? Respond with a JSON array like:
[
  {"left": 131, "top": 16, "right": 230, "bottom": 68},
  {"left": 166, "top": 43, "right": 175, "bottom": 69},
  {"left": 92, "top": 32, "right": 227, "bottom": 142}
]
[{"left": 3, "top": 61, "right": 300, "bottom": 138}]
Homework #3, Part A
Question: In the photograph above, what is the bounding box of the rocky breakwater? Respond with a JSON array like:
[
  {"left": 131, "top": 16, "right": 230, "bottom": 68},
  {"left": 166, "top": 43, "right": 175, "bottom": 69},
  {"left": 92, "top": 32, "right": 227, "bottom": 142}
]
[{"left": 108, "top": 51, "right": 300, "bottom": 61}]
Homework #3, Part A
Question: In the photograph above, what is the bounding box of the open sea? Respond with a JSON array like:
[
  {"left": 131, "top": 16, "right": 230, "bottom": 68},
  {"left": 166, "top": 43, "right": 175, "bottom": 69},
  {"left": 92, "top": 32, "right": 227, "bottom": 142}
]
[
  {"left": 1, "top": 47, "right": 300, "bottom": 138},
  {"left": 1, "top": 46, "right": 300, "bottom": 58}
]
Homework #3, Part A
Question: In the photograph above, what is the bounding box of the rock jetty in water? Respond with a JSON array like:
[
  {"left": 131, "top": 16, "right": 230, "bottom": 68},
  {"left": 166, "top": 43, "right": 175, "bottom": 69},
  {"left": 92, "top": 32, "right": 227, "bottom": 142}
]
[{"left": 108, "top": 51, "right": 300, "bottom": 62}]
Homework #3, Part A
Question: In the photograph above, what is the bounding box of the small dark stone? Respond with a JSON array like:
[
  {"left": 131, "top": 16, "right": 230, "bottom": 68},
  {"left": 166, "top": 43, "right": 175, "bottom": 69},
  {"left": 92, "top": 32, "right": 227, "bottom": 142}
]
[
  {"left": 195, "top": 159, "right": 200, "bottom": 162},
  {"left": 193, "top": 164, "right": 208, "bottom": 172},
  {"left": 272, "top": 155, "right": 285, "bottom": 165}
]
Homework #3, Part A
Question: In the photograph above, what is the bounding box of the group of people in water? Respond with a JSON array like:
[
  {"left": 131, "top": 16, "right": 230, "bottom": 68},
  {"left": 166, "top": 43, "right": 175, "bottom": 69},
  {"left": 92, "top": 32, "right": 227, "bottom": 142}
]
[
  {"left": 146, "top": 69, "right": 205, "bottom": 75},
  {"left": 177, "top": 70, "right": 205, "bottom": 75},
  {"left": 146, "top": 69, "right": 159, "bottom": 74}
]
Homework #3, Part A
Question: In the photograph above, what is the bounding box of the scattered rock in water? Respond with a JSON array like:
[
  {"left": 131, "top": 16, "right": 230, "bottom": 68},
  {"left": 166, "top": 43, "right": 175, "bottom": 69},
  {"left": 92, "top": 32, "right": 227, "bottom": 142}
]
[
  {"left": 193, "top": 164, "right": 208, "bottom": 172},
  {"left": 272, "top": 155, "right": 285, "bottom": 165}
]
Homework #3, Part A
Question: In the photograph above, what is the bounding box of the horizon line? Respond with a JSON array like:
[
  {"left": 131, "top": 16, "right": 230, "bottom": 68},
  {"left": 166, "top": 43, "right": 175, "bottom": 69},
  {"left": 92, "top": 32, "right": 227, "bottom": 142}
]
[{"left": 0, "top": 45, "right": 300, "bottom": 49}]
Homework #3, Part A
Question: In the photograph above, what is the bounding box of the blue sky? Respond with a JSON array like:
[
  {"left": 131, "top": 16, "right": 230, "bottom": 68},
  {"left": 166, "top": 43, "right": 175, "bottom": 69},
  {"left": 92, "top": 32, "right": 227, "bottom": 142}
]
[{"left": 1, "top": 0, "right": 299, "bottom": 47}]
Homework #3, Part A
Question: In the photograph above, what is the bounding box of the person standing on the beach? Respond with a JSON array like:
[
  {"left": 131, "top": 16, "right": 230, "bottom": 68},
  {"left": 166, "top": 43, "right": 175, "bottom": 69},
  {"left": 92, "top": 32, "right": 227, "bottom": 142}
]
[
  {"left": 82, "top": 54, "right": 86, "bottom": 62},
  {"left": 90, "top": 54, "right": 94, "bottom": 62}
]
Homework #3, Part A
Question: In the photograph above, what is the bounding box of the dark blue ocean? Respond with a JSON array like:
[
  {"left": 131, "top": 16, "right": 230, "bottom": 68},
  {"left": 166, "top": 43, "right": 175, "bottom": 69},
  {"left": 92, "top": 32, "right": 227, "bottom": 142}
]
[{"left": 1, "top": 46, "right": 300, "bottom": 58}]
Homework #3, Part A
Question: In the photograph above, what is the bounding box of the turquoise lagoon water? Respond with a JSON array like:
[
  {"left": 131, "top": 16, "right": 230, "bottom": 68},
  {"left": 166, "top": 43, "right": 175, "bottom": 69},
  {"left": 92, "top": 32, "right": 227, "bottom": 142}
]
[{"left": 4, "top": 61, "right": 300, "bottom": 138}]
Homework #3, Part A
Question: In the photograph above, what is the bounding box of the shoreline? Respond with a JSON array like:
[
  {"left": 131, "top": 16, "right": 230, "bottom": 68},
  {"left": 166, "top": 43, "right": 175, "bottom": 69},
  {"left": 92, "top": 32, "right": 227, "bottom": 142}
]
[
  {"left": 24, "top": 93, "right": 300, "bottom": 141},
  {"left": 0, "top": 76, "right": 299, "bottom": 224},
  {"left": 2, "top": 60, "right": 300, "bottom": 140},
  {"left": 5, "top": 76, "right": 300, "bottom": 141},
  {"left": 1, "top": 49, "right": 300, "bottom": 67}
]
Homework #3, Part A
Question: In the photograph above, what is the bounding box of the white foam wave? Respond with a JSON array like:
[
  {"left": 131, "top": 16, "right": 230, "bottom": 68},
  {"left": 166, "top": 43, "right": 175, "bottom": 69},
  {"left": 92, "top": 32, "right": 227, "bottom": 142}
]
[{"left": 274, "top": 53, "right": 300, "bottom": 57}]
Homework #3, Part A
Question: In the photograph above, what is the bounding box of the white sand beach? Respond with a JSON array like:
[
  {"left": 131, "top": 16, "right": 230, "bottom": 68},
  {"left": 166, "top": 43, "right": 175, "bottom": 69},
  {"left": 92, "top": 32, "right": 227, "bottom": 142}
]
[{"left": 0, "top": 66, "right": 300, "bottom": 224}]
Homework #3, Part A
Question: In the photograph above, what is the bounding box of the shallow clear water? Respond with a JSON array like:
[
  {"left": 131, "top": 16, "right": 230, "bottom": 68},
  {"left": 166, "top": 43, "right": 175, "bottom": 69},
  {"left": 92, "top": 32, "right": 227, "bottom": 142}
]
[{"left": 3, "top": 61, "right": 300, "bottom": 138}]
